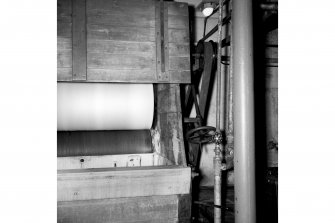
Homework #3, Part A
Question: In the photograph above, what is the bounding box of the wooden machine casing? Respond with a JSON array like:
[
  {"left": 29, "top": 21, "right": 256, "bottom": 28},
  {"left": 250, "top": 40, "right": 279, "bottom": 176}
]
[{"left": 57, "top": 0, "right": 192, "bottom": 222}]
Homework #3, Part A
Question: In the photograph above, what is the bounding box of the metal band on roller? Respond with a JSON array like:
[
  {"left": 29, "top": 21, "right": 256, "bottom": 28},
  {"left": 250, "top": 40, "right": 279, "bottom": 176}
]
[{"left": 57, "top": 130, "right": 152, "bottom": 157}]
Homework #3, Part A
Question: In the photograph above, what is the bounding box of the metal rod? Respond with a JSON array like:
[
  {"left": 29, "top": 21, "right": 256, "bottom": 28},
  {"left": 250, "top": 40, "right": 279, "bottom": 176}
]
[
  {"left": 232, "top": 0, "right": 256, "bottom": 221},
  {"left": 216, "top": 2, "right": 223, "bottom": 131},
  {"left": 214, "top": 1, "right": 224, "bottom": 223}
]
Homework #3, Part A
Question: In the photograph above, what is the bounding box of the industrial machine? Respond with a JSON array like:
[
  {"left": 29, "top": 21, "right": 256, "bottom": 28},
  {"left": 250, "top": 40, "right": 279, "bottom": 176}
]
[
  {"left": 57, "top": 0, "right": 262, "bottom": 222},
  {"left": 57, "top": 0, "right": 192, "bottom": 222}
]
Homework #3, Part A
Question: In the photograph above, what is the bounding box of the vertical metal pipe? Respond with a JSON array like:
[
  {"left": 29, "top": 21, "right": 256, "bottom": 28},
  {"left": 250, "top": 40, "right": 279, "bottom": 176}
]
[
  {"left": 214, "top": 1, "right": 224, "bottom": 223},
  {"left": 213, "top": 144, "right": 222, "bottom": 223},
  {"left": 216, "top": 1, "right": 223, "bottom": 131},
  {"left": 232, "top": 0, "right": 256, "bottom": 222}
]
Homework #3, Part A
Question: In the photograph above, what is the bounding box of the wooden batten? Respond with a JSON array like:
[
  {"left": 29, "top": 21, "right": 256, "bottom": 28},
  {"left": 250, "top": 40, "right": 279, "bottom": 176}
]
[
  {"left": 58, "top": 166, "right": 191, "bottom": 202},
  {"left": 57, "top": 0, "right": 191, "bottom": 83}
]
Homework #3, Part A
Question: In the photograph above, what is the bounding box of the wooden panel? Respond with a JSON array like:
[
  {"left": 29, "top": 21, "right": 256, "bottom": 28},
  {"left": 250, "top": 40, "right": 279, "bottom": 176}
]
[
  {"left": 58, "top": 22, "right": 72, "bottom": 37},
  {"left": 58, "top": 68, "right": 73, "bottom": 81},
  {"left": 168, "top": 28, "right": 189, "bottom": 43},
  {"left": 178, "top": 194, "right": 192, "bottom": 221},
  {"left": 72, "top": 0, "right": 87, "bottom": 80},
  {"left": 86, "top": 69, "right": 156, "bottom": 82},
  {"left": 57, "top": 166, "right": 191, "bottom": 201},
  {"left": 87, "top": 24, "right": 155, "bottom": 42},
  {"left": 87, "top": 40, "right": 155, "bottom": 55},
  {"left": 170, "top": 56, "right": 190, "bottom": 70},
  {"left": 168, "top": 2, "right": 188, "bottom": 16},
  {"left": 87, "top": 11, "right": 155, "bottom": 28},
  {"left": 58, "top": 37, "right": 72, "bottom": 50},
  {"left": 58, "top": 153, "right": 155, "bottom": 170},
  {"left": 169, "top": 70, "right": 191, "bottom": 83},
  {"left": 86, "top": 70, "right": 190, "bottom": 84},
  {"left": 58, "top": 0, "right": 72, "bottom": 26},
  {"left": 58, "top": 0, "right": 72, "bottom": 17},
  {"left": 167, "top": 3, "right": 190, "bottom": 83},
  {"left": 169, "top": 43, "right": 189, "bottom": 57},
  {"left": 57, "top": 0, "right": 191, "bottom": 83},
  {"left": 87, "top": 0, "right": 155, "bottom": 17},
  {"left": 58, "top": 195, "right": 184, "bottom": 223},
  {"left": 58, "top": 50, "right": 72, "bottom": 68},
  {"left": 168, "top": 15, "right": 188, "bottom": 29},
  {"left": 58, "top": 153, "right": 170, "bottom": 170},
  {"left": 87, "top": 53, "right": 155, "bottom": 69}
]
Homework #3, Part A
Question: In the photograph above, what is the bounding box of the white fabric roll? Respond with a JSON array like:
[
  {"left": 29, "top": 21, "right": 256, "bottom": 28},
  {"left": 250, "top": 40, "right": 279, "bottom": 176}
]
[{"left": 57, "top": 83, "right": 154, "bottom": 131}]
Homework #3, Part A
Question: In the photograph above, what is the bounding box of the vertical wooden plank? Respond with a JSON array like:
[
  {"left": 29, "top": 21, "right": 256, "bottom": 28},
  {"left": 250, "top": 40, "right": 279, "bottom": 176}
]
[
  {"left": 155, "top": 1, "right": 162, "bottom": 81},
  {"left": 163, "top": 2, "right": 170, "bottom": 81},
  {"left": 155, "top": 0, "right": 170, "bottom": 82},
  {"left": 72, "top": 0, "right": 87, "bottom": 80}
]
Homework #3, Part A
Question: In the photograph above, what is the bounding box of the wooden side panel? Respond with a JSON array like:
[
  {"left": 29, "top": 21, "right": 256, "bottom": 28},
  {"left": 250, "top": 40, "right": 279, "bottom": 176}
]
[
  {"left": 85, "top": 0, "right": 157, "bottom": 82},
  {"left": 57, "top": 0, "right": 191, "bottom": 83},
  {"left": 57, "top": 166, "right": 191, "bottom": 202},
  {"left": 58, "top": 194, "right": 190, "bottom": 223}
]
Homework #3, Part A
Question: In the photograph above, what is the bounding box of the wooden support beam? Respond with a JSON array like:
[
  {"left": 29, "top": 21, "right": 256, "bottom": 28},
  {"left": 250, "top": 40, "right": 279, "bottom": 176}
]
[{"left": 57, "top": 166, "right": 191, "bottom": 202}]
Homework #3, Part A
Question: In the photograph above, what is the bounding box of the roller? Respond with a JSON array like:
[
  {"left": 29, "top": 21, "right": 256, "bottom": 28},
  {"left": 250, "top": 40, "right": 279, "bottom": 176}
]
[
  {"left": 57, "top": 83, "right": 155, "bottom": 156},
  {"left": 57, "top": 83, "right": 154, "bottom": 131}
]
